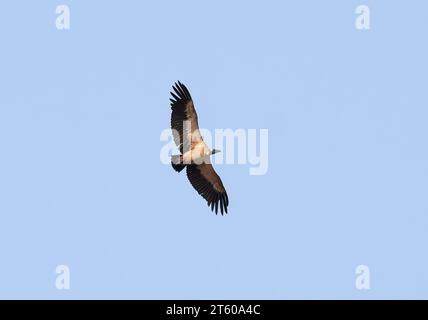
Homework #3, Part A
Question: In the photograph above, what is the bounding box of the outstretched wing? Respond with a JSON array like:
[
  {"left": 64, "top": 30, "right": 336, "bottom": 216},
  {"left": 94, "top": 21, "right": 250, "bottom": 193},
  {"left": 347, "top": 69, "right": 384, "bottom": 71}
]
[
  {"left": 170, "top": 81, "right": 203, "bottom": 154},
  {"left": 186, "top": 163, "right": 229, "bottom": 215}
]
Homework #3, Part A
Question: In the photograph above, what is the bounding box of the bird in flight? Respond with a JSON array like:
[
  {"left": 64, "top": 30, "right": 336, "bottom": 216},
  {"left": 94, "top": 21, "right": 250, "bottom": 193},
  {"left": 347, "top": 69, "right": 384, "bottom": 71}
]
[{"left": 169, "top": 81, "right": 229, "bottom": 215}]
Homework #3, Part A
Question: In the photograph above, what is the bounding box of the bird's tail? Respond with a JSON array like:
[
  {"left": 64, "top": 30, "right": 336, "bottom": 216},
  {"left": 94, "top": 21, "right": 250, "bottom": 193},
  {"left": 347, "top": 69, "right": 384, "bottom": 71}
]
[{"left": 171, "top": 155, "right": 186, "bottom": 172}]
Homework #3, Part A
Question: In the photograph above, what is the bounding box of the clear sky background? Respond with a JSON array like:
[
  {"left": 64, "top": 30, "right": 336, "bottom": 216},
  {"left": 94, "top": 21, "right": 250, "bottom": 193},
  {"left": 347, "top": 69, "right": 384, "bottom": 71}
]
[{"left": 0, "top": 1, "right": 427, "bottom": 299}]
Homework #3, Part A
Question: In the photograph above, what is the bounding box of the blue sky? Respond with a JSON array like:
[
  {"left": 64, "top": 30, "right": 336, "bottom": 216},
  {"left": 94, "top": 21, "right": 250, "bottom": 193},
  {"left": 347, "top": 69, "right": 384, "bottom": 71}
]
[{"left": 0, "top": 1, "right": 427, "bottom": 299}]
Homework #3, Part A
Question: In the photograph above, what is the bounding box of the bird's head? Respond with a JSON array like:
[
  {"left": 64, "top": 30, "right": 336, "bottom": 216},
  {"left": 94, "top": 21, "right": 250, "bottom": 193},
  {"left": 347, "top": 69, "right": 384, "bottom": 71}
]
[{"left": 211, "top": 149, "right": 221, "bottom": 155}]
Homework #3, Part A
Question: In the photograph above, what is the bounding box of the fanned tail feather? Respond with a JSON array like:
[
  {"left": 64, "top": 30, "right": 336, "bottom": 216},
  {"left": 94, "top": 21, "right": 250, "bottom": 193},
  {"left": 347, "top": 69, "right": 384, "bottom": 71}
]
[{"left": 171, "top": 155, "right": 186, "bottom": 172}]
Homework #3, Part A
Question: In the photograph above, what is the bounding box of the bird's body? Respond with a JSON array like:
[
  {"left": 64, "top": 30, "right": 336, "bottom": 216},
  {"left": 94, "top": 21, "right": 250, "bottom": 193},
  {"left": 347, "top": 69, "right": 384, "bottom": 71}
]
[
  {"left": 182, "top": 140, "right": 210, "bottom": 164},
  {"left": 169, "top": 81, "right": 229, "bottom": 215}
]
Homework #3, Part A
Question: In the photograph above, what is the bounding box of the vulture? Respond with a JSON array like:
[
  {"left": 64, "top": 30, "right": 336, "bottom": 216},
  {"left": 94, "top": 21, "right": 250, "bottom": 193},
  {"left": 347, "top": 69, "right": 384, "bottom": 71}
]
[{"left": 169, "top": 81, "right": 229, "bottom": 215}]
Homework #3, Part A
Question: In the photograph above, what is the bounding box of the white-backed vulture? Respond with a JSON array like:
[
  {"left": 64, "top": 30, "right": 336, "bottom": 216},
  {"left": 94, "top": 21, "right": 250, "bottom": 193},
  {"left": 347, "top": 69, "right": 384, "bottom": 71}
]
[{"left": 170, "top": 81, "right": 229, "bottom": 215}]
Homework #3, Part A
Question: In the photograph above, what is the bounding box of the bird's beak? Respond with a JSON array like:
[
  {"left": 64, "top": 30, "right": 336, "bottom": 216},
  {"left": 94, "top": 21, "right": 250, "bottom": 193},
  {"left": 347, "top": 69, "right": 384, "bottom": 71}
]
[{"left": 212, "top": 149, "right": 221, "bottom": 155}]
